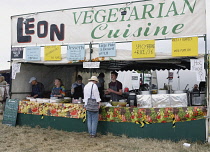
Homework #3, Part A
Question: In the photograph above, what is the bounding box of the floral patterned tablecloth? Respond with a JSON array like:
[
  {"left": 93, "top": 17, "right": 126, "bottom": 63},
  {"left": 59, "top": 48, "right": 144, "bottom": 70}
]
[
  {"left": 18, "top": 101, "right": 86, "bottom": 119},
  {"left": 99, "top": 106, "right": 207, "bottom": 125},
  {"left": 18, "top": 101, "right": 207, "bottom": 125}
]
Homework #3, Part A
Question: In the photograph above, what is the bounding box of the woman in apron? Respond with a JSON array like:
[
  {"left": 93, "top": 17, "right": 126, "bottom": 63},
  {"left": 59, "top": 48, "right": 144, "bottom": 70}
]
[{"left": 71, "top": 75, "right": 85, "bottom": 99}]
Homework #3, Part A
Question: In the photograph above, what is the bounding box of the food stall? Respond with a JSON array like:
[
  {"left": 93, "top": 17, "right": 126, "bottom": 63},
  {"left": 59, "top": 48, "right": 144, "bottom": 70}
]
[{"left": 10, "top": 0, "right": 209, "bottom": 142}]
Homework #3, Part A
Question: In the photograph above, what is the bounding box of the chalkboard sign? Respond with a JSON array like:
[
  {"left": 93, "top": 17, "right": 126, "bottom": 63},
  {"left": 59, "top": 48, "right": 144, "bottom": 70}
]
[
  {"left": 2, "top": 99, "right": 20, "bottom": 126},
  {"left": 11, "top": 47, "right": 23, "bottom": 59}
]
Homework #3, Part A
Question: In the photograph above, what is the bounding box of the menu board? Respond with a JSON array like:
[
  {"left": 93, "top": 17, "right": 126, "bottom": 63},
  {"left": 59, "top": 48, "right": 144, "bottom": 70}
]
[
  {"left": 44, "top": 45, "right": 61, "bottom": 60},
  {"left": 2, "top": 99, "right": 20, "bottom": 126},
  {"left": 67, "top": 44, "right": 85, "bottom": 61},
  {"left": 172, "top": 37, "right": 198, "bottom": 57}
]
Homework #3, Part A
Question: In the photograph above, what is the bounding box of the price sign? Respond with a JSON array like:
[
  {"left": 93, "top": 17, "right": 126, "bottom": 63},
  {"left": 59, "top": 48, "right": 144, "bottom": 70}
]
[
  {"left": 172, "top": 37, "right": 198, "bottom": 57},
  {"left": 132, "top": 40, "right": 155, "bottom": 58},
  {"left": 44, "top": 45, "right": 61, "bottom": 61},
  {"left": 26, "top": 46, "right": 41, "bottom": 61},
  {"left": 99, "top": 42, "right": 116, "bottom": 57}
]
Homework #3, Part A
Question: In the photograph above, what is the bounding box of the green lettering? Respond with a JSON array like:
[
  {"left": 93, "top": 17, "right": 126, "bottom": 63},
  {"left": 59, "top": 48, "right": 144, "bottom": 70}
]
[
  {"left": 94, "top": 10, "right": 106, "bottom": 23},
  {"left": 154, "top": 26, "right": 169, "bottom": 36},
  {"left": 165, "top": 2, "right": 179, "bottom": 17},
  {"left": 127, "top": 6, "right": 139, "bottom": 21},
  {"left": 73, "top": 11, "right": 83, "bottom": 24},
  {"left": 107, "top": 8, "right": 118, "bottom": 22},
  {"left": 181, "top": 0, "right": 197, "bottom": 15},
  {"left": 108, "top": 29, "right": 121, "bottom": 38},
  {"left": 83, "top": 10, "right": 94, "bottom": 24},
  {"left": 133, "top": 28, "right": 143, "bottom": 37},
  {"left": 141, "top": 4, "right": 154, "bottom": 19},
  {"left": 144, "top": 23, "right": 152, "bottom": 36},
  {"left": 172, "top": 24, "right": 184, "bottom": 34},
  {"left": 91, "top": 23, "right": 107, "bottom": 39},
  {"left": 157, "top": 3, "right": 165, "bottom": 18},
  {"left": 123, "top": 24, "right": 131, "bottom": 38}
]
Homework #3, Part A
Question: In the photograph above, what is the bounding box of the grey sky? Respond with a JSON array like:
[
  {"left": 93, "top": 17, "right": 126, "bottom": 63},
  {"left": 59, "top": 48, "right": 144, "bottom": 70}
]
[{"left": 0, "top": 0, "right": 209, "bottom": 70}]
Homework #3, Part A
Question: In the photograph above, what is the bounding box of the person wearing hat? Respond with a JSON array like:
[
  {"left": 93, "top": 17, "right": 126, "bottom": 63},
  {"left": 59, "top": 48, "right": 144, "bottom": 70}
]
[
  {"left": 71, "top": 75, "right": 85, "bottom": 99},
  {"left": 29, "top": 77, "right": 44, "bottom": 98},
  {"left": 83, "top": 76, "right": 101, "bottom": 138},
  {"left": 105, "top": 71, "right": 122, "bottom": 101}
]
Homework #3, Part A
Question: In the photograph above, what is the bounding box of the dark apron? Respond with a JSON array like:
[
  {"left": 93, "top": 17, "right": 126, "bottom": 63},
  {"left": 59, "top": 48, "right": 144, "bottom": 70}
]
[
  {"left": 110, "top": 82, "right": 122, "bottom": 101},
  {"left": 73, "top": 85, "right": 83, "bottom": 99}
]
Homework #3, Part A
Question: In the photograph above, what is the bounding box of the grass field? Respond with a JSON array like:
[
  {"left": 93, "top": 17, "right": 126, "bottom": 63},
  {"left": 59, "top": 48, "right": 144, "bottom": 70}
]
[{"left": 0, "top": 115, "right": 209, "bottom": 152}]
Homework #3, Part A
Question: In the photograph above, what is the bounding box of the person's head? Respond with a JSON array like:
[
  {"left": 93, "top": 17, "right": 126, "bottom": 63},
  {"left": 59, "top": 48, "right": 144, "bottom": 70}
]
[
  {"left": 76, "top": 75, "right": 83, "bottom": 84},
  {"left": 111, "top": 71, "right": 118, "bottom": 81},
  {"left": 88, "top": 76, "right": 98, "bottom": 84},
  {"left": 0, "top": 76, "right": 5, "bottom": 82},
  {"left": 194, "top": 84, "right": 198, "bottom": 89},
  {"left": 99, "top": 73, "right": 105, "bottom": 78},
  {"left": 54, "top": 78, "right": 63, "bottom": 87},
  {"left": 29, "top": 77, "right": 37, "bottom": 85}
]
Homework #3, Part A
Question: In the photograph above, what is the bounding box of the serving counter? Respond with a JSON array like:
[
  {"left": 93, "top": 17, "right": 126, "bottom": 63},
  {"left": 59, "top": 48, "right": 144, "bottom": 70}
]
[{"left": 17, "top": 101, "right": 207, "bottom": 142}]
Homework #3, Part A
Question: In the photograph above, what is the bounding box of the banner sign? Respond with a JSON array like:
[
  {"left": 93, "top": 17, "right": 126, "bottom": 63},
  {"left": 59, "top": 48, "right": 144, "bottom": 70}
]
[
  {"left": 26, "top": 46, "right": 41, "bottom": 61},
  {"left": 11, "top": 0, "right": 206, "bottom": 46},
  {"left": 99, "top": 42, "right": 116, "bottom": 57},
  {"left": 11, "top": 47, "right": 23, "bottom": 59},
  {"left": 83, "top": 62, "right": 100, "bottom": 68},
  {"left": 132, "top": 40, "right": 155, "bottom": 58},
  {"left": 172, "top": 37, "right": 198, "bottom": 57},
  {"left": 190, "top": 59, "right": 205, "bottom": 81},
  {"left": 44, "top": 45, "right": 61, "bottom": 61},
  {"left": 67, "top": 44, "right": 85, "bottom": 61}
]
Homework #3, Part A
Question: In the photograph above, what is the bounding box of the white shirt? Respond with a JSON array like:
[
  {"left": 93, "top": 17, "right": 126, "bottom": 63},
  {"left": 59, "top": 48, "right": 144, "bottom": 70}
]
[{"left": 84, "top": 81, "right": 101, "bottom": 105}]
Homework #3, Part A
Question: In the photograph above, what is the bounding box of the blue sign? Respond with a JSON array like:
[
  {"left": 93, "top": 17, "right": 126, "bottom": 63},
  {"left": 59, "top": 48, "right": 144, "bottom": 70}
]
[
  {"left": 99, "top": 42, "right": 116, "bottom": 57},
  {"left": 67, "top": 44, "right": 85, "bottom": 61},
  {"left": 26, "top": 46, "right": 41, "bottom": 61}
]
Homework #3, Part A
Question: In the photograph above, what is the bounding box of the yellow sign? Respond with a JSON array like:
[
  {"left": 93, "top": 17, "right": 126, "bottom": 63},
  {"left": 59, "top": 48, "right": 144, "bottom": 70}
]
[
  {"left": 44, "top": 45, "right": 61, "bottom": 60},
  {"left": 172, "top": 37, "right": 198, "bottom": 57},
  {"left": 132, "top": 40, "right": 155, "bottom": 58}
]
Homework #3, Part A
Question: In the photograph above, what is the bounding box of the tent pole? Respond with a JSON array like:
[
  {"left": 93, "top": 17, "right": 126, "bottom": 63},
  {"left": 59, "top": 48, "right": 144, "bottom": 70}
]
[
  {"left": 89, "top": 42, "right": 93, "bottom": 77},
  {"left": 204, "top": 34, "right": 209, "bottom": 142}
]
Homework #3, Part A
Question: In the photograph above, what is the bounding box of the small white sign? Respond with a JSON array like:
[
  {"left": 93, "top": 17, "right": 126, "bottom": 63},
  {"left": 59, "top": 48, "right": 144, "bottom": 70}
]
[
  {"left": 83, "top": 62, "right": 100, "bottom": 68},
  {"left": 190, "top": 59, "right": 205, "bottom": 81}
]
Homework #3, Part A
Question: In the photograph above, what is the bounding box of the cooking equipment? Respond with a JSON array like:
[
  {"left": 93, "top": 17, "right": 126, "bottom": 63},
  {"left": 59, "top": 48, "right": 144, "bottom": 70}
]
[{"left": 127, "top": 92, "right": 137, "bottom": 106}]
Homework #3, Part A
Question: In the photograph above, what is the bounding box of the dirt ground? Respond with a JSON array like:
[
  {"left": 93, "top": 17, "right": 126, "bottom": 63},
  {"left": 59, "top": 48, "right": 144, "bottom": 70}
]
[{"left": 0, "top": 115, "right": 209, "bottom": 152}]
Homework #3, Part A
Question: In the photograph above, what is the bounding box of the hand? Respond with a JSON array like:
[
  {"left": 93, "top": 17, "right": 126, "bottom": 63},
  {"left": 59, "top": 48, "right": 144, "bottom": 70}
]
[
  {"left": 108, "top": 88, "right": 114, "bottom": 93},
  {"left": 33, "top": 95, "right": 38, "bottom": 98}
]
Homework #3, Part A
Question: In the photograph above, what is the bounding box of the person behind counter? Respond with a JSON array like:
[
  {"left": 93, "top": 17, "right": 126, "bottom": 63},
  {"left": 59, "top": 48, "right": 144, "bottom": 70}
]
[
  {"left": 97, "top": 73, "right": 105, "bottom": 101},
  {"left": 105, "top": 71, "right": 122, "bottom": 101},
  {"left": 0, "top": 76, "right": 7, "bottom": 85},
  {"left": 29, "top": 77, "right": 44, "bottom": 98},
  {"left": 192, "top": 84, "right": 199, "bottom": 92},
  {"left": 71, "top": 75, "right": 85, "bottom": 99},
  {"left": 84, "top": 76, "right": 101, "bottom": 138},
  {"left": 51, "top": 78, "right": 66, "bottom": 98}
]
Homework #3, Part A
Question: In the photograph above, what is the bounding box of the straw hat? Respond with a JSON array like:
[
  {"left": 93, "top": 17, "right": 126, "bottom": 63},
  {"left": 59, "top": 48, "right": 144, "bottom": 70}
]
[{"left": 88, "top": 76, "right": 98, "bottom": 82}]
